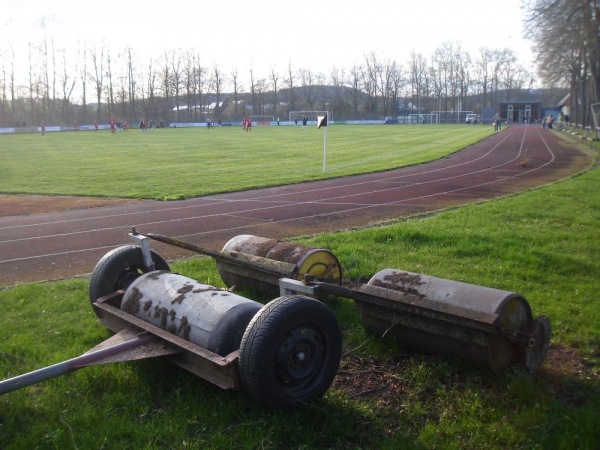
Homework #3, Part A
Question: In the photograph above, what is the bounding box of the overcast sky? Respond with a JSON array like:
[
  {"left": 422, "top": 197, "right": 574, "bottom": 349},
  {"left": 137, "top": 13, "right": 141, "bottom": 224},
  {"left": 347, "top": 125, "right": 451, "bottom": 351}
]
[{"left": 1, "top": 0, "right": 534, "bottom": 80}]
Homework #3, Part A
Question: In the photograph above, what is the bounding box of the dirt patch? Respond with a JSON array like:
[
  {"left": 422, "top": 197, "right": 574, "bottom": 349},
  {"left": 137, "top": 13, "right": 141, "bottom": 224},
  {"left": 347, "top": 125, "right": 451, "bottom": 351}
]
[
  {"left": 332, "top": 344, "right": 598, "bottom": 407},
  {"left": 332, "top": 354, "right": 409, "bottom": 404},
  {"left": 540, "top": 344, "right": 599, "bottom": 407},
  {"left": 0, "top": 194, "right": 141, "bottom": 218}
]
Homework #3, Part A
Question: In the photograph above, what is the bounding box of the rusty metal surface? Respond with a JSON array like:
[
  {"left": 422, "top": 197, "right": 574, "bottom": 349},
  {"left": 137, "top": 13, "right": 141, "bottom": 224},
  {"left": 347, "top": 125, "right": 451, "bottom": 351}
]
[
  {"left": 93, "top": 292, "right": 242, "bottom": 390},
  {"left": 218, "top": 234, "right": 342, "bottom": 295},
  {"left": 366, "top": 269, "right": 533, "bottom": 330},
  {"left": 309, "top": 279, "right": 549, "bottom": 372},
  {"left": 83, "top": 328, "right": 182, "bottom": 364},
  {"left": 524, "top": 316, "right": 552, "bottom": 373},
  {"left": 0, "top": 126, "right": 591, "bottom": 286}
]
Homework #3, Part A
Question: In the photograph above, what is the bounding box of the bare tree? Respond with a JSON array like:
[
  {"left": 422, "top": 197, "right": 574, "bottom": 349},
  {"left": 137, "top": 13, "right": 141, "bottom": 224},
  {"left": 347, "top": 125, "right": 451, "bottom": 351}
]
[
  {"left": 125, "top": 47, "right": 137, "bottom": 121},
  {"left": 28, "top": 42, "right": 40, "bottom": 125},
  {"left": 525, "top": 0, "right": 599, "bottom": 125},
  {"left": 106, "top": 48, "right": 116, "bottom": 119},
  {"left": 146, "top": 58, "right": 157, "bottom": 122},
  {"left": 210, "top": 64, "right": 225, "bottom": 119},
  {"left": 329, "top": 66, "right": 348, "bottom": 119},
  {"left": 390, "top": 62, "right": 405, "bottom": 117},
  {"left": 195, "top": 55, "right": 208, "bottom": 121},
  {"left": 473, "top": 47, "right": 494, "bottom": 109},
  {"left": 89, "top": 44, "right": 105, "bottom": 122},
  {"left": 230, "top": 67, "right": 242, "bottom": 118},
  {"left": 454, "top": 44, "right": 472, "bottom": 110},
  {"left": 409, "top": 51, "right": 426, "bottom": 114},
  {"left": 35, "top": 16, "right": 57, "bottom": 119},
  {"left": 254, "top": 77, "right": 267, "bottom": 115},
  {"left": 315, "top": 72, "right": 328, "bottom": 111},
  {"left": 59, "top": 48, "right": 76, "bottom": 124},
  {"left": 181, "top": 51, "right": 195, "bottom": 122},
  {"left": 159, "top": 51, "right": 172, "bottom": 122},
  {"left": 378, "top": 59, "right": 402, "bottom": 118},
  {"left": 430, "top": 42, "right": 455, "bottom": 113},
  {"left": 348, "top": 64, "right": 362, "bottom": 119},
  {"left": 78, "top": 44, "right": 88, "bottom": 122},
  {"left": 299, "top": 68, "right": 317, "bottom": 110},
  {"left": 285, "top": 61, "right": 296, "bottom": 115},
  {"left": 269, "top": 65, "right": 280, "bottom": 118},
  {"left": 361, "top": 53, "right": 379, "bottom": 117},
  {"left": 0, "top": 43, "right": 16, "bottom": 125},
  {"left": 249, "top": 67, "right": 257, "bottom": 114},
  {"left": 170, "top": 51, "right": 183, "bottom": 122}
]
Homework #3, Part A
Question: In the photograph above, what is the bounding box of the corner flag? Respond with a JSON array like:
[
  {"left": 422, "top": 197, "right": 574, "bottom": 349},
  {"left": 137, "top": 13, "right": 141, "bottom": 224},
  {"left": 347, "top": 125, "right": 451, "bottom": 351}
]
[{"left": 317, "top": 113, "right": 328, "bottom": 129}]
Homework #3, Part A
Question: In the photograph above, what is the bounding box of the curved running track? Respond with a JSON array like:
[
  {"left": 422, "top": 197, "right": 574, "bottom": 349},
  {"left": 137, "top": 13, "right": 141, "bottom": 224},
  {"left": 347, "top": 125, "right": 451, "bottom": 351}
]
[{"left": 0, "top": 125, "right": 590, "bottom": 286}]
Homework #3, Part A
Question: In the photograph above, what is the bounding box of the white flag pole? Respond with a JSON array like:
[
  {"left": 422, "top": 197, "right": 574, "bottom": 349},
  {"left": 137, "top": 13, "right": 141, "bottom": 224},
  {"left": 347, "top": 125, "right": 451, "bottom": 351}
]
[{"left": 323, "top": 125, "right": 327, "bottom": 172}]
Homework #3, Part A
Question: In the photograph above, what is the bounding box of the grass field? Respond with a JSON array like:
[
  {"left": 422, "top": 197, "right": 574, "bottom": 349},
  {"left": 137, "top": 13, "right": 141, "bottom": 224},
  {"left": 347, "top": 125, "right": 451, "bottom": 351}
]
[
  {"left": 0, "top": 125, "right": 494, "bottom": 199},
  {"left": 0, "top": 128, "right": 598, "bottom": 449}
]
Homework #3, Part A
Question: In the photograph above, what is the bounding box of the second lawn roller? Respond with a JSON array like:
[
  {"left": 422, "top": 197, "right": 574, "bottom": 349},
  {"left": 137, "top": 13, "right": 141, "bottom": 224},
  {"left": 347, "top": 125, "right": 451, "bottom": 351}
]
[{"left": 217, "top": 235, "right": 342, "bottom": 297}]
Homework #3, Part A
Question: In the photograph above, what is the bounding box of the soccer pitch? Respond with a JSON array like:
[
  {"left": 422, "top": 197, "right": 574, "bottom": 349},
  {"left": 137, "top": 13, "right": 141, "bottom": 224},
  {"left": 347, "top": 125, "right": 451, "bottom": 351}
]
[{"left": 0, "top": 125, "right": 494, "bottom": 199}]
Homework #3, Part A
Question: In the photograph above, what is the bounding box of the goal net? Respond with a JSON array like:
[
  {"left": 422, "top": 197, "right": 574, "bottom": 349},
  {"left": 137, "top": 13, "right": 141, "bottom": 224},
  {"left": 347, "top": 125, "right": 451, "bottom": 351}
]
[
  {"left": 289, "top": 111, "right": 332, "bottom": 124},
  {"left": 433, "top": 110, "right": 473, "bottom": 124},
  {"left": 249, "top": 116, "right": 274, "bottom": 125},
  {"left": 408, "top": 113, "right": 439, "bottom": 124}
]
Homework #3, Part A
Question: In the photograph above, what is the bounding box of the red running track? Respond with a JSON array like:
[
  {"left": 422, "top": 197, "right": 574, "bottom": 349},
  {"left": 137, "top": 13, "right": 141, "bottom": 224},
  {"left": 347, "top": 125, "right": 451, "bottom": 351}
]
[{"left": 0, "top": 125, "right": 590, "bottom": 286}]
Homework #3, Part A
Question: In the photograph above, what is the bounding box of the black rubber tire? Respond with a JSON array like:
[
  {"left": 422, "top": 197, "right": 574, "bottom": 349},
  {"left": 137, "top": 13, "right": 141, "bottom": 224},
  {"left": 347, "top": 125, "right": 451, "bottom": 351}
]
[
  {"left": 89, "top": 245, "right": 170, "bottom": 312},
  {"left": 238, "top": 295, "right": 342, "bottom": 409}
]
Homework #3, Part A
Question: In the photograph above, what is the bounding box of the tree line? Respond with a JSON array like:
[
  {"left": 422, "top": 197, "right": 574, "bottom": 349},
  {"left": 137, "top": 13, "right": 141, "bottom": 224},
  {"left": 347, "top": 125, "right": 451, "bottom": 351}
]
[
  {"left": 526, "top": 0, "right": 599, "bottom": 126},
  {"left": 0, "top": 0, "right": 596, "bottom": 128},
  {"left": 0, "top": 41, "right": 532, "bottom": 128}
]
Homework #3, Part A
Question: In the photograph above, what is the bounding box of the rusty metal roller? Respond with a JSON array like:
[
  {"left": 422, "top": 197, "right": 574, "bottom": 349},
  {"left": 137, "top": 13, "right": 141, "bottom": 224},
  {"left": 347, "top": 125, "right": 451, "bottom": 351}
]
[
  {"left": 355, "top": 268, "right": 551, "bottom": 373},
  {"left": 217, "top": 235, "right": 342, "bottom": 297},
  {"left": 121, "top": 271, "right": 262, "bottom": 356}
]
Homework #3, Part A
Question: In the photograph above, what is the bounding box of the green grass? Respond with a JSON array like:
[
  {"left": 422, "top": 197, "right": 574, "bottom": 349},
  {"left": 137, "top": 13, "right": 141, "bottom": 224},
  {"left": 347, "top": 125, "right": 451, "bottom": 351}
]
[
  {"left": 0, "top": 140, "right": 598, "bottom": 449},
  {"left": 0, "top": 125, "right": 494, "bottom": 199}
]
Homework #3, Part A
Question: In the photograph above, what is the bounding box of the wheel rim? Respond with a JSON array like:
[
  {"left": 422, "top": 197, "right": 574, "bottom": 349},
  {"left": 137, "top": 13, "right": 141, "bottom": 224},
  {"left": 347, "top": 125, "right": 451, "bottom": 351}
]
[
  {"left": 274, "top": 324, "right": 325, "bottom": 392},
  {"left": 115, "top": 266, "right": 144, "bottom": 291}
]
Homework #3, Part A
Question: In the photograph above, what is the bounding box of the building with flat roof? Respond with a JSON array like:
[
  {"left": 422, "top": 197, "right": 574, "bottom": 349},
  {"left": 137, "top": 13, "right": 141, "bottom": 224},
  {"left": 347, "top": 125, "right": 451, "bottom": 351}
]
[{"left": 496, "top": 101, "right": 542, "bottom": 123}]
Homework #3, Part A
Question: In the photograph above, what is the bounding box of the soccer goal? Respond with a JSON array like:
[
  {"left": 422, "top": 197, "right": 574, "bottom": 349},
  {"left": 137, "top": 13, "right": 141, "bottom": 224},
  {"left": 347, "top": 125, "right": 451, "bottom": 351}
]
[
  {"left": 408, "top": 113, "right": 439, "bottom": 124},
  {"left": 249, "top": 115, "right": 274, "bottom": 125},
  {"left": 289, "top": 111, "right": 332, "bottom": 125},
  {"left": 433, "top": 110, "right": 473, "bottom": 124}
]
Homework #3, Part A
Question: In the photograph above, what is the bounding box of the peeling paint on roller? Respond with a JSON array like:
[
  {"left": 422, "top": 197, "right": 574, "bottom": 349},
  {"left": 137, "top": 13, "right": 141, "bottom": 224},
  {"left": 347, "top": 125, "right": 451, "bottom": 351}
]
[
  {"left": 122, "top": 287, "right": 143, "bottom": 315},
  {"left": 121, "top": 271, "right": 262, "bottom": 356},
  {"left": 370, "top": 271, "right": 426, "bottom": 298}
]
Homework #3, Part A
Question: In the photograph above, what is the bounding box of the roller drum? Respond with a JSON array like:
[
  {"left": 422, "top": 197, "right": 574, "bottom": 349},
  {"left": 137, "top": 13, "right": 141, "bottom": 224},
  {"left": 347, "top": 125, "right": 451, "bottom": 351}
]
[
  {"left": 218, "top": 235, "right": 342, "bottom": 297},
  {"left": 356, "top": 268, "right": 541, "bottom": 371},
  {"left": 367, "top": 268, "right": 533, "bottom": 330},
  {"left": 121, "top": 271, "right": 262, "bottom": 356}
]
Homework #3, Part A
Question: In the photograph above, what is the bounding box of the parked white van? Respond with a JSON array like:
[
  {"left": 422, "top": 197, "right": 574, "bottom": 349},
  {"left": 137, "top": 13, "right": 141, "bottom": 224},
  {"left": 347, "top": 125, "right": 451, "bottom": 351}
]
[{"left": 465, "top": 113, "right": 480, "bottom": 124}]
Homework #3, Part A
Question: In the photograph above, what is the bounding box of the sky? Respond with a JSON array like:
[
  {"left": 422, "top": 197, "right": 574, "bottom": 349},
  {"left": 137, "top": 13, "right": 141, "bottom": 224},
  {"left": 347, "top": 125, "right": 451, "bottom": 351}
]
[{"left": 1, "top": 0, "right": 535, "bottom": 82}]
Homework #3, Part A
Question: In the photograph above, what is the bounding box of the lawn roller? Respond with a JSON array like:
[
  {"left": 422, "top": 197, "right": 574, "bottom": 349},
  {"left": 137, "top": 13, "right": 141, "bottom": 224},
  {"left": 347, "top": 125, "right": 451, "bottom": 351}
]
[
  {"left": 280, "top": 271, "right": 551, "bottom": 373},
  {"left": 0, "top": 230, "right": 343, "bottom": 408}
]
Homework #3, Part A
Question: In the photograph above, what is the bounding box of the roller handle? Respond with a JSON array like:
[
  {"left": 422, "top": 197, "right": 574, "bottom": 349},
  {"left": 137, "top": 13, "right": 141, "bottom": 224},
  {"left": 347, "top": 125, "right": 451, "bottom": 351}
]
[{"left": 0, "top": 333, "right": 154, "bottom": 395}]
